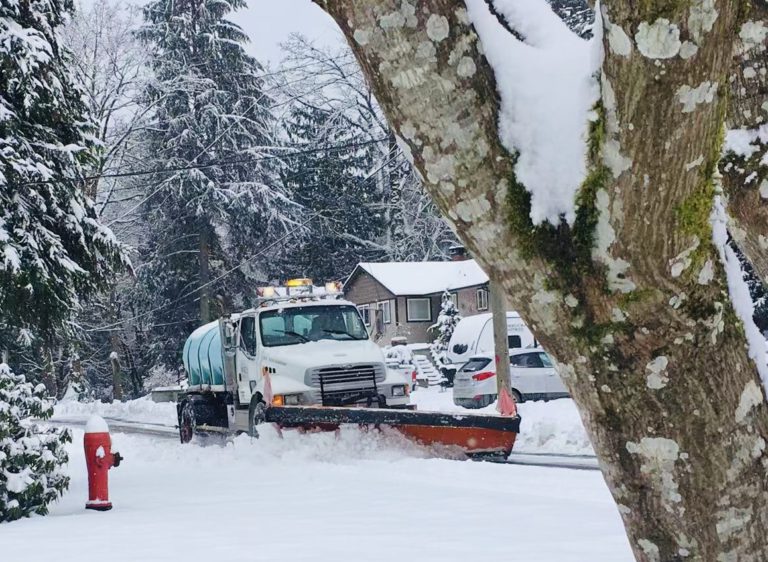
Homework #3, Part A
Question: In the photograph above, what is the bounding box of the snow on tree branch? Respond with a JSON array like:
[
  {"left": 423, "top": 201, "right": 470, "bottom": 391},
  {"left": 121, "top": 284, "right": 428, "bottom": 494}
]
[{"left": 464, "top": 0, "right": 602, "bottom": 225}]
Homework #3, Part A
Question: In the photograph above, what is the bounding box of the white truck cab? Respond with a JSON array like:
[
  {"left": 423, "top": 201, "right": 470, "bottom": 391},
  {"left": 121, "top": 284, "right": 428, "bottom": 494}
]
[{"left": 229, "top": 298, "right": 410, "bottom": 409}]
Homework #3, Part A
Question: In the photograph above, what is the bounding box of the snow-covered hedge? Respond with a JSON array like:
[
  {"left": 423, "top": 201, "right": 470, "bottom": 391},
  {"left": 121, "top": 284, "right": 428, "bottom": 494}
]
[{"left": 0, "top": 364, "right": 71, "bottom": 523}]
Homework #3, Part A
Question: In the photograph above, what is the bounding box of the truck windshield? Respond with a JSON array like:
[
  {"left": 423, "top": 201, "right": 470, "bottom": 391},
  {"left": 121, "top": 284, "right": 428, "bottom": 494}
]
[{"left": 259, "top": 305, "right": 369, "bottom": 347}]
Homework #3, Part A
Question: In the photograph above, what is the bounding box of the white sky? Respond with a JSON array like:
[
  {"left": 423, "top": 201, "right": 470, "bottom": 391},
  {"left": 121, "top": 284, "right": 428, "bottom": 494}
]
[
  {"left": 77, "top": 0, "right": 345, "bottom": 66},
  {"left": 230, "top": 0, "right": 344, "bottom": 66},
  {"left": 227, "top": 0, "right": 344, "bottom": 65}
]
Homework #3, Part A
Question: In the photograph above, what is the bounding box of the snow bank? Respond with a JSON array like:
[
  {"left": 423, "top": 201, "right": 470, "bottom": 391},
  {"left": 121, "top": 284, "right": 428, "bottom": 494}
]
[
  {"left": 465, "top": 0, "right": 601, "bottom": 224},
  {"left": 514, "top": 400, "right": 594, "bottom": 455},
  {"left": 54, "top": 390, "right": 593, "bottom": 456},
  {"left": 54, "top": 396, "right": 177, "bottom": 427},
  {"left": 410, "top": 387, "right": 594, "bottom": 455}
]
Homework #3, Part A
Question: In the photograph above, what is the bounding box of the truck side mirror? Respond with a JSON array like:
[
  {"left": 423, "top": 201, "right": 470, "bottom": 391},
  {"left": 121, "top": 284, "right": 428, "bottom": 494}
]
[{"left": 220, "top": 319, "right": 237, "bottom": 351}]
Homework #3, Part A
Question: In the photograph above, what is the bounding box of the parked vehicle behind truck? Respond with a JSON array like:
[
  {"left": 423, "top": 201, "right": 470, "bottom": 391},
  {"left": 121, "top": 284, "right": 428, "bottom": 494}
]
[
  {"left": 439, "top": 312, "right": 536, "bottom": 385},
  {"left": 453, "top": 348, "right": 569, "bottom": 408},
  {"left": 178, "top": 280, "right": 411, "bottom": 441}
]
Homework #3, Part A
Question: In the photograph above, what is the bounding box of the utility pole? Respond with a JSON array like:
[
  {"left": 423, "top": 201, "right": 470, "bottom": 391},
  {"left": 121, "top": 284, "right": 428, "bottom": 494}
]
[
  {"left": 199, "top": 228, "right": 211, "bottom": 323},
  {"left": 489, "top": 279, "right": 510, "bottom": 398}
]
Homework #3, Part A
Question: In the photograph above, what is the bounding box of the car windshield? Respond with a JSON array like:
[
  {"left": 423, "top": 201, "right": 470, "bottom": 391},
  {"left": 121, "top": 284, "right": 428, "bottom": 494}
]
[{"left": 259, "top": 305, "right": 369, "bottom": 347}]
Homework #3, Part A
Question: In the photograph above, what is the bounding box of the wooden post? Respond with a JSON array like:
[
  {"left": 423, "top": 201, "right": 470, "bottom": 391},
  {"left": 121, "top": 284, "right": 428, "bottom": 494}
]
[
  {"left": 41, "top": 348, "right": 58, "bottom": 398},
  {"left": 489, "top": 279, "right": 510, "bottom": 398},
  {"left": 109, "top": 337, "right": 123, "bottom": 402}
]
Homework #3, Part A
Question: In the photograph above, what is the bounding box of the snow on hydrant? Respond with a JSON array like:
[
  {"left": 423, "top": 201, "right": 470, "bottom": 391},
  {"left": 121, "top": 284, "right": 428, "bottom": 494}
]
[{"left": 84, "top": 415, "right": 123, "bottom": 511}]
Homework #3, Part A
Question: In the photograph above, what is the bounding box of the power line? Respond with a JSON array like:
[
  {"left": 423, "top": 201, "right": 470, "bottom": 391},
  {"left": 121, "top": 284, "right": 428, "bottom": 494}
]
[
  {"left": 87, "top": 141, "right": 409, "bottom": 333},
  {"left": 86, "top": 211, "right": 325, "bottom": 333},
  {"left": 15, "top": 137, "right": 387, "bottom": 188}
]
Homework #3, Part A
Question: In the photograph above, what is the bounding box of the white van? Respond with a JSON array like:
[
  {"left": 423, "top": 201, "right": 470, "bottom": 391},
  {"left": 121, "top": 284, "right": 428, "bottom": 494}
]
[
  {"left": 447, "top": 312, "right": 535, "bottom": 365},
  {"left": 441, "top": 312, "right": 536, "bottom": 383}
]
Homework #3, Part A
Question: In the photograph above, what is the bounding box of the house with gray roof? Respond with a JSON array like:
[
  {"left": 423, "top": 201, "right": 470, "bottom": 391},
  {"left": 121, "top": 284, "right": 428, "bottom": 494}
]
[{"left": 343, "top": 259, "right": 490, "bottom": 344}]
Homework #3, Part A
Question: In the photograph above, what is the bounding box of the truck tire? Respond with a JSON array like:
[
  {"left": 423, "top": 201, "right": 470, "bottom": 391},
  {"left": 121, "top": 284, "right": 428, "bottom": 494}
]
[
  {"left": 248, "top": 397, "right": 267, "bottom": 438},
  {"left": 179, "top": 401, "right": 196, "bottom": 444}
]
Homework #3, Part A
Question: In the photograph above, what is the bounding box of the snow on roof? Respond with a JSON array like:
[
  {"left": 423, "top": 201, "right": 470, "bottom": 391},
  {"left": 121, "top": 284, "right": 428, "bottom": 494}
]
[{"left": 353, "top": 260, "right": 489, "bottom": 296}]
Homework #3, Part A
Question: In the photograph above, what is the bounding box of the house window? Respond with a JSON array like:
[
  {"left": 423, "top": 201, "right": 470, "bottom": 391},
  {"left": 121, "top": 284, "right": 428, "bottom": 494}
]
[
  {"left": 359, "top": 305, "right": 371, "bottom": 326},
  {"left": 377, "top": 301, "right": 391, "bottom": 324},
  {"left": 476, "top": 288, "right": 489, "bottom": 311},
  {"left": 406, "top": 298, "right": 432, "bottom": 322}
]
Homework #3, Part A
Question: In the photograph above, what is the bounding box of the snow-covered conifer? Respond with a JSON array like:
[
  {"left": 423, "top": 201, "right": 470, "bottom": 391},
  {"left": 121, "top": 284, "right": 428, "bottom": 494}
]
[
  {"left": 430, "top": 291, "right": 461, "bottom": 363},
  {"left": 134, "top": 0, "right": 291, "bottom": 368},
  {"left": 0, "top": 0, "right": 124, "bottom": 344},
  {"left": 274, "top": 103, "right": 387, "bottom": 280},
  {"left": 0, "top": 363, "right": 71, "bottom": 522}
]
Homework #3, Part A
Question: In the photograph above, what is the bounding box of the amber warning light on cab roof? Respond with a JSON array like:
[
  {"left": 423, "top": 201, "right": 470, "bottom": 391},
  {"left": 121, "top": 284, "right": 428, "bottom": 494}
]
[{"left": 256, "top": 280, "right": 342, "bottom": 298}]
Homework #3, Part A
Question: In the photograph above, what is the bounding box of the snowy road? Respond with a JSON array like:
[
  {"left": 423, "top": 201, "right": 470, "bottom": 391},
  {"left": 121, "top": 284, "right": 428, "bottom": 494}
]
[{"left": 1, "top": 426, "right": 632, "bottom": 562}]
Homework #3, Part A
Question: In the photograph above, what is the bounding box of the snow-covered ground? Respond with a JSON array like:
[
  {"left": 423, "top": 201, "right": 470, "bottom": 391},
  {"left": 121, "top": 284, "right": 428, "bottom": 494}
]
[
  {"left": 52, "top": 387, "right": 595, "bottom": 456},
  {"left": 0, "top": 427, "right": 630, "bottom": 561}
]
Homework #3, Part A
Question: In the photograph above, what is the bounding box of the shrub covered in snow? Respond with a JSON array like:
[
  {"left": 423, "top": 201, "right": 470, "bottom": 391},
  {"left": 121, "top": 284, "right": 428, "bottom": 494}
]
[
  {"left": 430, "top": 291, "right": 461, "bottom": 363},
  {"left": 0, "top": 363, "right": 71, "bottom": 523}
]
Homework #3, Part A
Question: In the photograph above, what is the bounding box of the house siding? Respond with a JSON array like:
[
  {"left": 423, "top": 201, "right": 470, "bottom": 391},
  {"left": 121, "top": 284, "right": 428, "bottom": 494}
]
[
  {"left": 454, "top": 284, "right": 489, "bottom": 317},
  {"left": 344, "top": 271, "right": 395, "bottom": 304},
  {"left": 344, "top": 270, "right": 399, "bottom": 344}
]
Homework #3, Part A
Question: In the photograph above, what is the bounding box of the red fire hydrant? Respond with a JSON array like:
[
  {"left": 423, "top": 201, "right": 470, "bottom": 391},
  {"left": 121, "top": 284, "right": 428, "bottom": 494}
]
[{"left": 84, "top": 415, "right": 123, "bottom": 511}]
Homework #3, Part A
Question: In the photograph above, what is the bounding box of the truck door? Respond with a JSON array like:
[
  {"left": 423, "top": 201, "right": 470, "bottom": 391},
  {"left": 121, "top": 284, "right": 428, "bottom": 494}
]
[
  {"left": 236, "top": 315, "right": 258, "bottom": 404},
  {"left": 219, "top": 317, "right": 238, "bottom": 392}
]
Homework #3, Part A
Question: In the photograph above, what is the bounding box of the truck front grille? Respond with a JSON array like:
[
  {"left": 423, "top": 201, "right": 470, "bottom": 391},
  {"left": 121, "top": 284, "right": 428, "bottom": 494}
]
[
  {"left": 306, "top": 363, "right": 387, "bottom": 406},
  {"left": 307, "top": 364, "right": 386, "bottom": 388}
]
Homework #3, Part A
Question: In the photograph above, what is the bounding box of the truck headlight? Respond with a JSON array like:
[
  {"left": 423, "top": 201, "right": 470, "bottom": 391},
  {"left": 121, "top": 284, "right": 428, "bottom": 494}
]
[
  {"left": 392, "top": 386, "right": 406, "bottom": 397},
  {"left": 284, "top": 394, "right": 300, "bottom": 406}
]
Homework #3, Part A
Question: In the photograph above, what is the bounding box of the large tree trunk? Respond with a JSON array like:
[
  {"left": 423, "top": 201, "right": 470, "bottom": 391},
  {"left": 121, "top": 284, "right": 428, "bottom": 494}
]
[{"left": 315, "top": 1, "right": 768, "bottom": 559}]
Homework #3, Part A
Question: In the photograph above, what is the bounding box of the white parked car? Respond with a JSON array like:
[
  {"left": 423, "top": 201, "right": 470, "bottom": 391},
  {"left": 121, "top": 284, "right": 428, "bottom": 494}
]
[{"left": 452, "top": 348, "right": 569, "bottom": 408}]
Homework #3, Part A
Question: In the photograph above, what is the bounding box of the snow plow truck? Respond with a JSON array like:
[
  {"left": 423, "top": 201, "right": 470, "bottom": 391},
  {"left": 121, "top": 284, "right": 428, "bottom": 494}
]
[{"left": 179, "top": 279, "right": 520, "bottom": 458}]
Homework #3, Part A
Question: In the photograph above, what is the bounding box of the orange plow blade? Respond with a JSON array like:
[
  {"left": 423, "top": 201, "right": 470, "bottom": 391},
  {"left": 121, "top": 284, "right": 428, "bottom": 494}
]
[{"left": 265, "top": 405, "right": 520, "bottom": 459}]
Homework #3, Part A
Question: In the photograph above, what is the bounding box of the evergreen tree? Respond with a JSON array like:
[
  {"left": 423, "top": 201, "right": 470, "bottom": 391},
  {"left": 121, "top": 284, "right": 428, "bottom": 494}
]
[
  {"left": 0, "top": 0, "right": 120, "bottom": 518},
  {"left": 430, "top": 291, "right": 461, "bottom": 364},
  {"left": 134, "top": 0, "right": 289, "bottom": 368},
  {"left": 271, "top": 37, "right": 457, "bottom": 281},
  {"left": 0, "top": 363, "right": 71, "bottom": 522},
  {"left": 0, "top": 0, "right": 124, "bottom": 350},
  {"left": 274, "top": 104, "right": 387, "bottom": 281}
]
